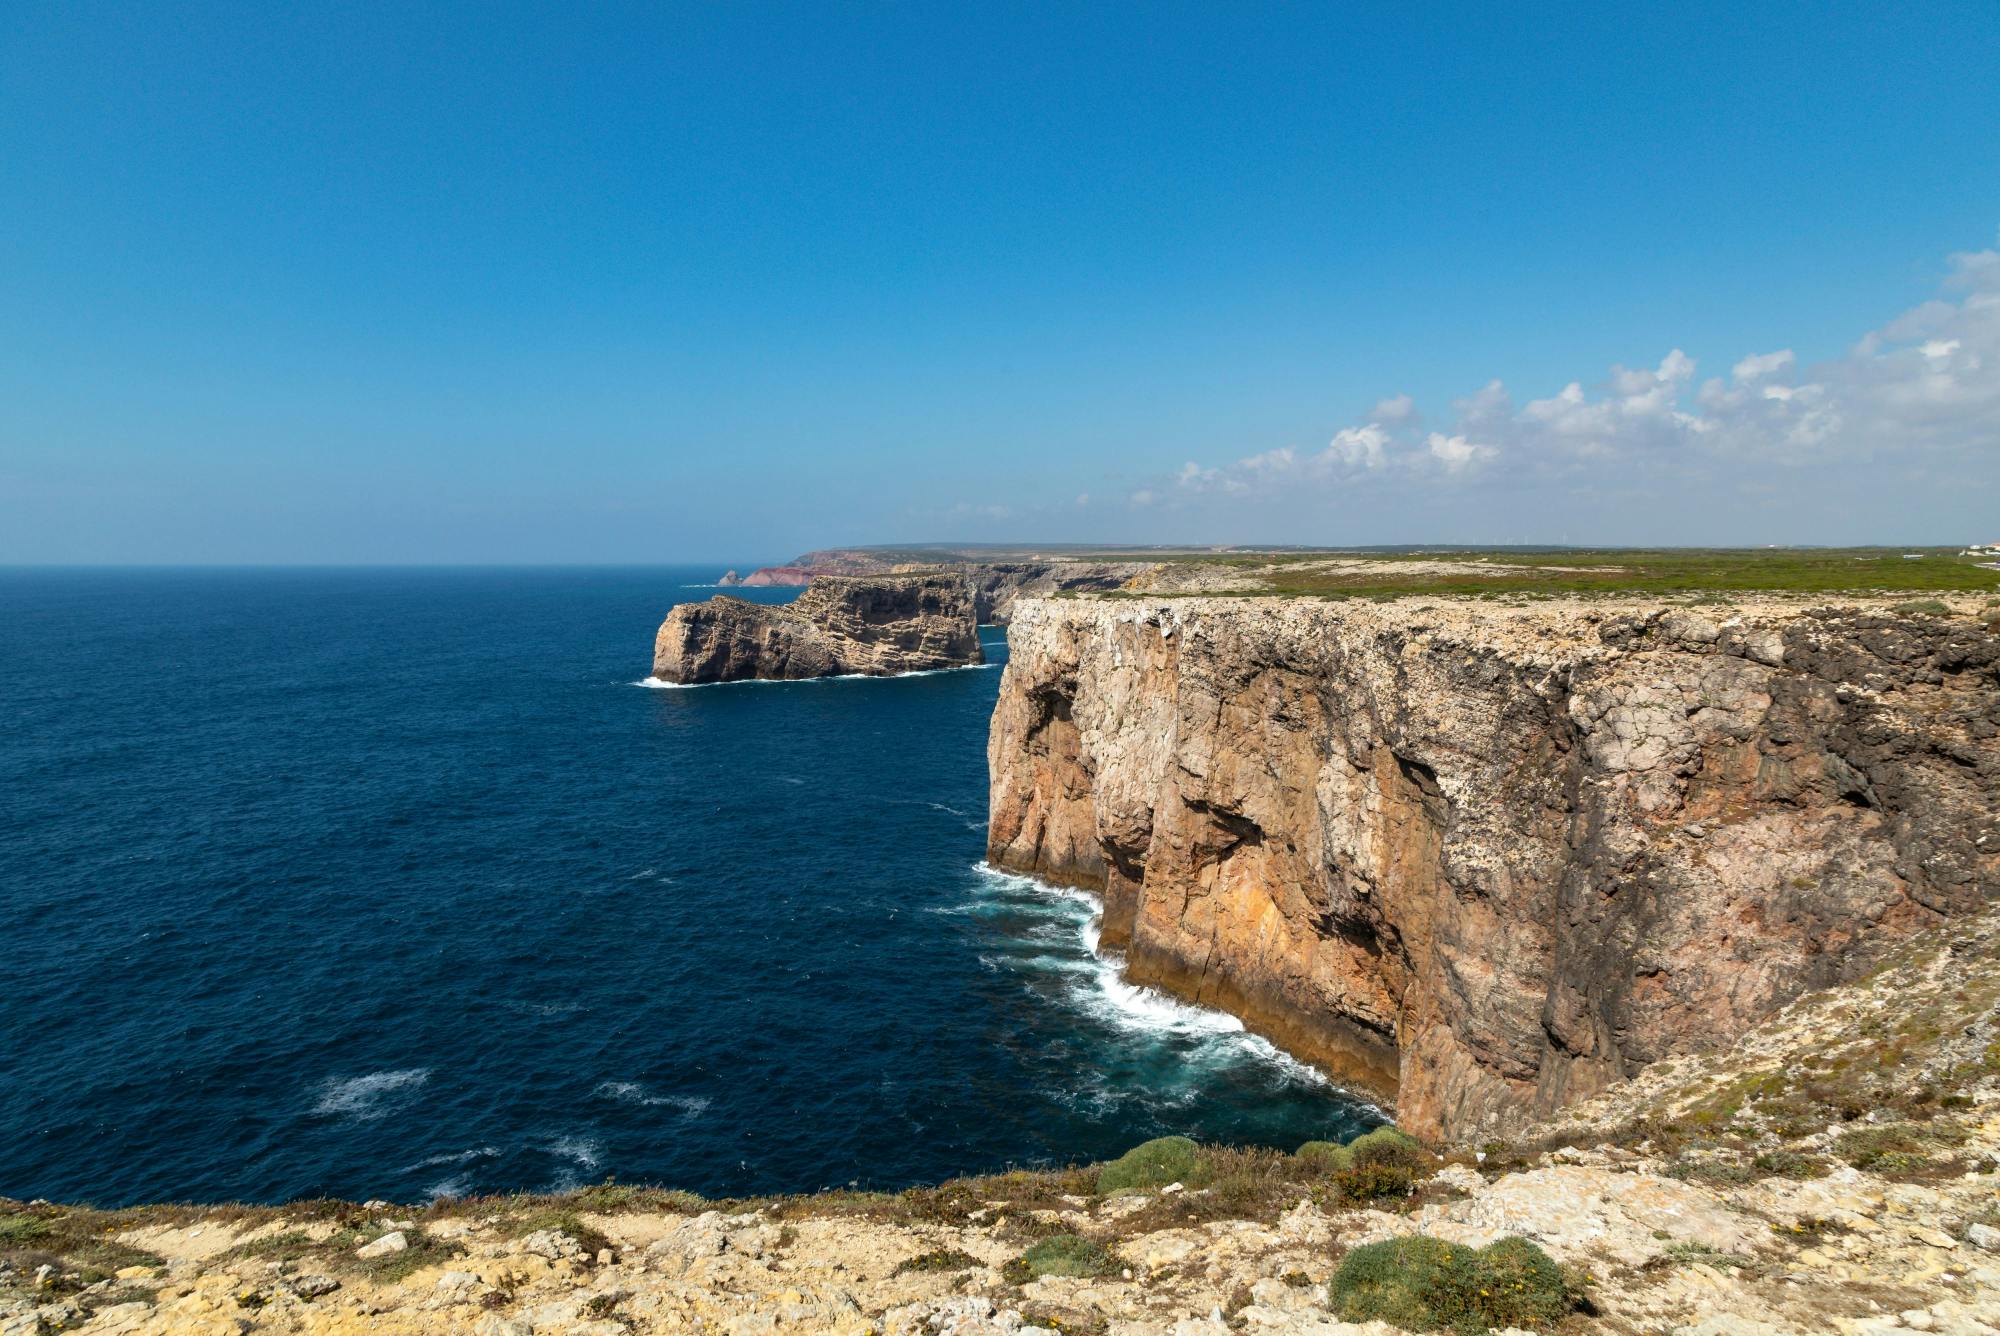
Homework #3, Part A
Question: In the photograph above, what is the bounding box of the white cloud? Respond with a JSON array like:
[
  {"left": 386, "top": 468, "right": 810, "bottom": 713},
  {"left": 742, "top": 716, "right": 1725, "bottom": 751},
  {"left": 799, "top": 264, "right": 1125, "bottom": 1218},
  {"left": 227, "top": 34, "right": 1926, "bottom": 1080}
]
[
  {"left": 1426, "top": 433, "right": 1497, "bottom": 473},
  {"left": 1135, "top": 233, "right": 2000, "bottom": 503},
  {"left": 1129, "top": 488, "right": 1157, "bottom": 508},
  {"left": 1371, "top": 393, "right": 1416, "bottom": 423},
  {"left": 1239, "top": 446, "right": 1297, "bottom": 474},
  {"left": 1322, "top": 424, "right": 1390, "bottom": 471},
  {"left": 1733, "top": 349, "right": 1795, "bottom": 382}
]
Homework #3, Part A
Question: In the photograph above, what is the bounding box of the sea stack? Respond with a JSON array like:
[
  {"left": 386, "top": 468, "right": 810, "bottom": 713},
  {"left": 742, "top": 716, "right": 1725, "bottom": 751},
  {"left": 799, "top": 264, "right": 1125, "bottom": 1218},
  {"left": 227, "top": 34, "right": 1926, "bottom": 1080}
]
[{"left": 652, "top": 573, "right": 982, "bottom": 684}]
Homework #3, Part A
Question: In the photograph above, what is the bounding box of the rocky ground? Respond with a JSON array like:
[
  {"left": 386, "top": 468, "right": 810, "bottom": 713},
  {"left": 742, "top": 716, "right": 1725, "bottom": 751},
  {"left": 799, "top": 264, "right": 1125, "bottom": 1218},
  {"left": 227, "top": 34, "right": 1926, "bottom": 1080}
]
[{"left": 7, "top": 902, "right": 1998, "bottom": 1336}]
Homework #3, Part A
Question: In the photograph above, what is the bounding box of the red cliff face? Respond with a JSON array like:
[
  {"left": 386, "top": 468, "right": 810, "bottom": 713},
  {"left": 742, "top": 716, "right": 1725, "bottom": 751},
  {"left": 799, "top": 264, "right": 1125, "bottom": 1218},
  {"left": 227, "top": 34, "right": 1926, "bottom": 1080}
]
[{"left": 987, "top": 596, "right": 2000, "bottom": 1139}]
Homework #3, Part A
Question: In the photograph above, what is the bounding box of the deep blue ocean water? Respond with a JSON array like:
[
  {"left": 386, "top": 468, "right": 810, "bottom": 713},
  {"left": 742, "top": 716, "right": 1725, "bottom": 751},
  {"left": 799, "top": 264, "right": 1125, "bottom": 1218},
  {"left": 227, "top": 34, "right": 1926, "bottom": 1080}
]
[{"left": 0, "top": 568, "right": 1375, "bottom": 1207}]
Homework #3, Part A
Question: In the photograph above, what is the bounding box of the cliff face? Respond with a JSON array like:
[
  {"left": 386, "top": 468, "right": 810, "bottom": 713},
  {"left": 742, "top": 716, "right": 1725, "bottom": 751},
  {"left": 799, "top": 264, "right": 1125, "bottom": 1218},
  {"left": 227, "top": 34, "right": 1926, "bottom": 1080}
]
[
  {"left": 652, "top": 574, "right": 981, "bottom": 684},
  {"left": 962, "top": 562, "right": 1148, "bottom": 623},
  {"left": 987, "top": 596, "right": 2000, "bottom": 1139}
]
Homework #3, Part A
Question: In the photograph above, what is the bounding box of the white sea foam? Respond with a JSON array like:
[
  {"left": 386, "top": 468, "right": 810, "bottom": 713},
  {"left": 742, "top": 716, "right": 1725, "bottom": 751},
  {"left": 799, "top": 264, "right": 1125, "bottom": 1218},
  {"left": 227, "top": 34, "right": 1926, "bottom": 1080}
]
[
  {"left": 593, "top": 1081, "right": 710, "bottom": 1116},
  {"left": 543, "top": 1135, "right": 605, "bottom": 1192},
  {"left": 546, "top": 1135, "right": 602, "bottom": 1169},
  {"left": 631, "top": 663, "right": 999, "bottom": 690},
  {"left": 502, "top": 999, "right": 584, "bottom": 1018},
  {"left": 311, "top": 1068, "right": 431, "bottom": 1119},
  {"left": 424, "top": 1174, "right": 472, "bottom": 1201},
  {"left": 968, "top": 862, "right": 1340, "bottom": 1087},
  {"left": 409, "top": 1145, "right": 500, "bottom": 1169}
]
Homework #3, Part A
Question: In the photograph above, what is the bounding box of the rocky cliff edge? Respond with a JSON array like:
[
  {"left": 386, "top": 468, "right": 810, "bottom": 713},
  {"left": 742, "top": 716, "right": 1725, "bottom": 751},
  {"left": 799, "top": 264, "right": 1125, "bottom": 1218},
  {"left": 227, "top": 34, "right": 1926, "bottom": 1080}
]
[{"left": 987, "top": 594, "right": 2000, "bottom": 1141}]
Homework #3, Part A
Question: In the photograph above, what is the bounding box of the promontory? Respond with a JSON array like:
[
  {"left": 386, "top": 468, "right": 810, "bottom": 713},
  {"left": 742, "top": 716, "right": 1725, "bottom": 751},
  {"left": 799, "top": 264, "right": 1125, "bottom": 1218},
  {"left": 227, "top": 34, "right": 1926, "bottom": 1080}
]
[{"left": 651, "top": 572, "right": 982, "bottom": 684}]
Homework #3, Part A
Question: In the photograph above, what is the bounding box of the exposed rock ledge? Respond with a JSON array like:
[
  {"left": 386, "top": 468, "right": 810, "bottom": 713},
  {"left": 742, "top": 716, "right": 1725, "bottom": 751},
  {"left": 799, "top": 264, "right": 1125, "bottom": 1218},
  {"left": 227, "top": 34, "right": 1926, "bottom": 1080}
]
[
  {"left": 987, "top": 594, "right": 2000, "bottom": 1140},
  {"left": 652, "top": 574, "right": 982, "bottom": 684}
]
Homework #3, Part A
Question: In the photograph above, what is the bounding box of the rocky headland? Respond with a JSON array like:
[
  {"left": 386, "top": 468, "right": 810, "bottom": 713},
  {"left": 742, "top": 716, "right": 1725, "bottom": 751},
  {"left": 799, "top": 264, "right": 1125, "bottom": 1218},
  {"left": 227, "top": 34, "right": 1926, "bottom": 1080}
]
[
  {"left": 988, "top": 594, "right": 2000, "bottom": 1142},
  {"left": 651, "top": 574, "right": 983, "bottom": 684},
  {"left": 15, "top": 562, "right": 2000, "bottom": 1336},
  {"left": 716, "top": 547, "right": 1239, "bottom": 622}
]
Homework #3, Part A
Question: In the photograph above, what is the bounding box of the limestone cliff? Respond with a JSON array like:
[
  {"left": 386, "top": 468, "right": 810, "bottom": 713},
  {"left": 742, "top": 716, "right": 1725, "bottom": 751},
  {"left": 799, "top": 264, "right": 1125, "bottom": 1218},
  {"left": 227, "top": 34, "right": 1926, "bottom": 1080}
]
[
  {"left": 987, "top": 595, "right": 2000, "bottom": 1139},
  {"left": 651, "top": 574, "right": 981, "bottom": 684}
]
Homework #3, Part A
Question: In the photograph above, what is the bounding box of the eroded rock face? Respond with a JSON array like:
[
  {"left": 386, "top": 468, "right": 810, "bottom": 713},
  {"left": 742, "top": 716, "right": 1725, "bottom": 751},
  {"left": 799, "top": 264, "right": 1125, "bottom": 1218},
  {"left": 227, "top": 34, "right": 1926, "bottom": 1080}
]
[
  {"left": 652, "top": 574, "right": 982, "bottom": 684},
  {"left": 961, "top": 563, "right": 1148, "bottom": 624},
  {"left": 987, "top": 597, "right": 2000, "bottom": 1139}
]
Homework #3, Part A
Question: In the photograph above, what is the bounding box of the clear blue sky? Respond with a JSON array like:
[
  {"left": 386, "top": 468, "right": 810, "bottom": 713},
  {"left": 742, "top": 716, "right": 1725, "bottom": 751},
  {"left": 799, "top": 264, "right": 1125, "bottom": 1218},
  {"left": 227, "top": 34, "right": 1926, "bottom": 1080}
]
[{"left": 4, "top": 2, "right": 1997, "bottom": 562}]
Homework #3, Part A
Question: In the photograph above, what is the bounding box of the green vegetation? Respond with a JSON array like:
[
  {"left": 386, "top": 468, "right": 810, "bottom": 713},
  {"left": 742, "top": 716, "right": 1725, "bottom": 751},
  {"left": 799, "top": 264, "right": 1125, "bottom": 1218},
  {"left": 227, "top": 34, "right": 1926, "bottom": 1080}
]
[
  {"left": 0, "top": 1204, "right": 166, "bottom": 1306},
  {"left": 500, "top": 1208, "right": 613, "bottom": 1258},
  {"left": 1293, "top": 1139, "right": 1353, "bottom": 1173},
  {"left": 1159, "top": 547, "right": 2000, "bottom": 600},
  {"left": 1003, "top": 1232, "right": 1118, "bottom": 1283},
  {"left": 1834, "top": 1123, "right": 1965, "bottom": 1173},
  {"left": 351, "top": 1227, "right": 465, "bottom": 1284},
  {"left": 894, "top": 1248, "right": 982, "bottom": 1275},
  {"left": 1295, "top": 1126, "right": 1431, "bottom": 1202},
  {"left": 1326, "top": 1234, "right": 1578, "bottom": 1334},
  {"left": 1658, "top": 1241, "right": 1757, "bottom": 1271},
  {"left": 1096, "top": 1135, "right": 1204, "bottom": 1193}
]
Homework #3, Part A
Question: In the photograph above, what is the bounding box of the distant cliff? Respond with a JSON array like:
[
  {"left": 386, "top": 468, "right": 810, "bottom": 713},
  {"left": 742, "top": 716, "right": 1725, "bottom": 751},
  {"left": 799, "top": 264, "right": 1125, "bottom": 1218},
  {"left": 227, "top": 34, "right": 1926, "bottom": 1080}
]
[
  {"left": 652, "top": 574, "right": 982, "bottom": 684},
  {"left": 988, "top": 595, "right": 2000, "bottom": 1139}
]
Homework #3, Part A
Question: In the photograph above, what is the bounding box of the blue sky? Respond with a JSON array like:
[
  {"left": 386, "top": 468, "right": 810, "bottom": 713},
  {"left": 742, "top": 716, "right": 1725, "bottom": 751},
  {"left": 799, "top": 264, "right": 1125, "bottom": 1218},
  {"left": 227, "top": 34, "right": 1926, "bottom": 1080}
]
[{"left": 3, "top": 2, "right": 1997, "bottom": 562}]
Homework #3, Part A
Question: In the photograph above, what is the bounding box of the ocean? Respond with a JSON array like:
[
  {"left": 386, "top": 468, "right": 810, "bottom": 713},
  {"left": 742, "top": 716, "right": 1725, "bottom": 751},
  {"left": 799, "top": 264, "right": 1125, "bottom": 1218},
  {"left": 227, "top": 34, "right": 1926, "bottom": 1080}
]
[{"left": 0, "top": 567, "right": 1376, "bottom": 1207}]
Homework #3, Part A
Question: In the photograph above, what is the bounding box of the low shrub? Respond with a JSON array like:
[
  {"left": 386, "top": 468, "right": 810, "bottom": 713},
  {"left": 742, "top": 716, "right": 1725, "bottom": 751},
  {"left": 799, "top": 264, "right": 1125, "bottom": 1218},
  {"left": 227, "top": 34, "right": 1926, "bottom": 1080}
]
[
  {"left": 502, "top": 1209, "right": 613, "bottom": 1258},
  {"left": 1294, "top": 1140, "right": 1353, "bottom": 1173},
  {"left": 1834, "top": 1122, "right": 1961, "bottom": 1172},
  {"left": 894, "top": 1248, "right": 981, "bottom": 1275},
  {"left": 352, "top": 1229, "right": 466, "bottom": 1284},
  {"left": 1096, "top": 1136, "right": 1203, "bottom": 1194},
  {"left": 1327, "top": 1234, "right": 1575, "bottom": 1334},
  {"left": 1298, "top": 1125, "right": 1421, "bottom": 1174},
  {"left": 1752, "top": 1150, "right": 1829, "bottom": 1180},
  {"left": 0, "top": 1213, "right": 50, "bottom": 1246},
  {"left": 1002, "top": 1233, "right": 1117, "bottom": 1283},
  {"left": 1346, "top": 1126, "right": 1425, "bottom": 1167},
  {"left": 1330, "top": 1158, "right": 1421, "bottom": 1203}
]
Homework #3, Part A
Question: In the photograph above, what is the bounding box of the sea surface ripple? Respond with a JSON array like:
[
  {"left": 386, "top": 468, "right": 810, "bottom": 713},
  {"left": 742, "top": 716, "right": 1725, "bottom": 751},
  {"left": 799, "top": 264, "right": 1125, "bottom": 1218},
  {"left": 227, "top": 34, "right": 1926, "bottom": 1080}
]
[{"left": 0, "top": 567, "right": 1375, "bottom": 1205}]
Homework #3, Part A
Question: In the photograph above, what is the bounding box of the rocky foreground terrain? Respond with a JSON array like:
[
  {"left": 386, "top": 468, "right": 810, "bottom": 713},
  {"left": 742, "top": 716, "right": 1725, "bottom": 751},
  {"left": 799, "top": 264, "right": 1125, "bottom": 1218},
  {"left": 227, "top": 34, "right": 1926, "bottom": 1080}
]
[
  {"left": 5, "top": 900, "right": 1997, "bottom": 1335},
  {"left": 650, "top": 574, "right": 981, "bottom": 683},
  {"left": 989, "top": 593, "right": 2000, "bottom": 1141}
]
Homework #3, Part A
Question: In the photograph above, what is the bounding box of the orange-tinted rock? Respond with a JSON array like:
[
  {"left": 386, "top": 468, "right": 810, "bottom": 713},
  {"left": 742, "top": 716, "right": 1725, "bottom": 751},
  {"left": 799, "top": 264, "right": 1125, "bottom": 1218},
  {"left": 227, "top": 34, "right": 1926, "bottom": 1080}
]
[{"left": 987, "top": 597, "right": 2000, "bottom": 1139}]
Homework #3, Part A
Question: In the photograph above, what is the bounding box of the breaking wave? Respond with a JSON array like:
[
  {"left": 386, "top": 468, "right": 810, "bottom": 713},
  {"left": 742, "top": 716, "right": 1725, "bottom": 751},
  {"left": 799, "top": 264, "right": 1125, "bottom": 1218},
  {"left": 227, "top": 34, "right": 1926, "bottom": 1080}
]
[
  {"left": 967, "top": 864, "right": 1330, "bottom": 1085},
  {"left": 631, "top": 663, "right": 999, "bottom": 690},
  {"left": 310, "top": 1068, "right": 432, "bottom": 1120},
  {"left": 593, "top": 1081, "right": 711, "bottom": 1116}
]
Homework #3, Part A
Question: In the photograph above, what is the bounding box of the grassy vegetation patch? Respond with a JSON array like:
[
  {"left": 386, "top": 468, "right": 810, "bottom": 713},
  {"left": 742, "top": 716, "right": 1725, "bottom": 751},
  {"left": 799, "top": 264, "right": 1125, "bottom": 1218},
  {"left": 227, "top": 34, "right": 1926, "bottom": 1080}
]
[
  {"left": 1096, "top": 1136, "right": 1204, "bottom": 1194},
  {"left": 893, "top": 1248, "right": 982, "bottom": 1276},
  {"left": 1293, "top": 1140, "right": 1353, "bottom": 1173},
  {"left": 499, "top": 1208, "right": 613, "bottom": 1258},
  {"left": 1223, "top": 548, "right": 2000, "bottom": 599},
  {"left": 0, "top": 1205, "right": 165, "bottom": 1294},
  {"left": 1834, "top": 1122, "right": 1965, "bottom": 1174},
  {"left": 1003, "top": 1232, "right": 1118, "bottom": 1283},
  {"left": 1327, "top": 1235, "right": 1578, "bottom": 1334}
]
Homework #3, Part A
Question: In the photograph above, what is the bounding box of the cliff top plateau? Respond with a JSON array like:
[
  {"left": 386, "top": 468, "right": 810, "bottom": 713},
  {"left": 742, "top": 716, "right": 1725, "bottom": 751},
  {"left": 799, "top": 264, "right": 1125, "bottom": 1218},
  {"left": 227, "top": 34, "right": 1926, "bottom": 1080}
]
[{"left": 728, "top": 545, "right": 2000, "bottom": 599}]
